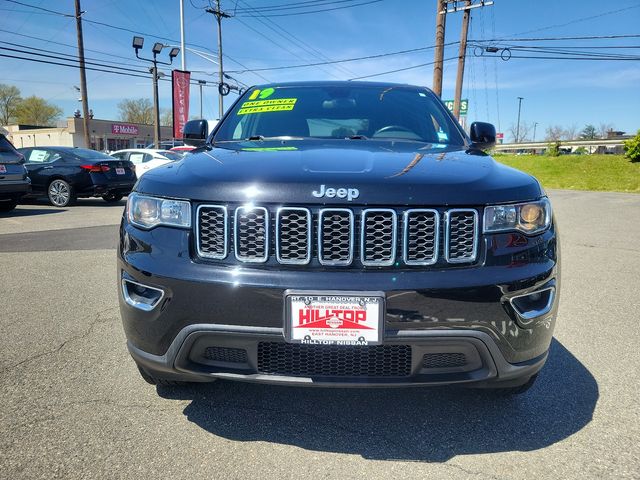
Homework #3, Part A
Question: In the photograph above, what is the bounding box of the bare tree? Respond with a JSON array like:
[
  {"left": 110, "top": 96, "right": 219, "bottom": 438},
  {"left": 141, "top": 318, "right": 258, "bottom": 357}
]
[
  {"left": 508, "top": 122, "right": 532, "bottom": 143},
  {"left": 545, "top": 125, "right": 565, "bottom": 141},
  {"left": 0, "top": 84, "right": 22, "bottom": 125},
  {"left": 117, "top": 98, "right": 154, "bottom": 124},
  {"left": 160, "top": 108, "right": 172, "bottom": 127},
  {"left": 564, "top": 123, "right": 579, "bottom": 141},
  {"left": 598, "top": 123, "right": 613, "bottom": 139}
]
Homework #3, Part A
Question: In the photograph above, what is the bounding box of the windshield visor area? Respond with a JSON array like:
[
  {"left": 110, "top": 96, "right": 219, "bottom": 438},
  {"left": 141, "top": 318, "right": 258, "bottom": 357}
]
[{"left": 214, "top": 85, "right": 466, "bottom": 146}]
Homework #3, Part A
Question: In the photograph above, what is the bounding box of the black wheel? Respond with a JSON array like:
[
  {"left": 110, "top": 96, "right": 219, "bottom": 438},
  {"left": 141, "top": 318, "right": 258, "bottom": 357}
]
[
  {"left": 0, "top": 199, "right": 17, "bottom": 212},
  {"left": 47, "top": 179, "right": 76, "bottom": 207},
  {"left": 136, "top": 365, "right": 186, "bottom": 387},
  {"left": 102, "top": 192, "right": 123, "bottom": 203}
]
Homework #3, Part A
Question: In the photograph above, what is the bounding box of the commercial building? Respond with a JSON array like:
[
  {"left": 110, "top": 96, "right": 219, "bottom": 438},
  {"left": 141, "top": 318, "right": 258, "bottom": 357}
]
[{"left": 4, "top": 117, "right": 174, "bottom": 151}]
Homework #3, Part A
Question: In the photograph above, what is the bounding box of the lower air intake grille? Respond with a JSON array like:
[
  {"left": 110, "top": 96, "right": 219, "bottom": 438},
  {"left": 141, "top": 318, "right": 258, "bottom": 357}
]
[
  {"left": 203, "top": 346, "right": 248, "bottom": 363},
  {"left": 422, "top": 352, "right": 467, "bottom": 369},
  {"left": 257, "top": 342, "right": 412, "bottom": 377}
]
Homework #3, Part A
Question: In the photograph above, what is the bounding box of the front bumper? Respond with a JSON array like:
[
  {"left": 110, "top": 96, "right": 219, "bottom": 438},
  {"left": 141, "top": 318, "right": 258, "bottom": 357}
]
[{"left": 118, "top": 218, "right": 559, "bottom": 386}]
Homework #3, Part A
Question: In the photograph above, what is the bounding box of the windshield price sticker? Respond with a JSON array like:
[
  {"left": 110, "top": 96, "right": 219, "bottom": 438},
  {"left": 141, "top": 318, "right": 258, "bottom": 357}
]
[
  {"left": 237, "top": 98, "right": 298, "bottom": 115},
  {"left": 287, "top": 295, "right": 382, "bottom": 345}
]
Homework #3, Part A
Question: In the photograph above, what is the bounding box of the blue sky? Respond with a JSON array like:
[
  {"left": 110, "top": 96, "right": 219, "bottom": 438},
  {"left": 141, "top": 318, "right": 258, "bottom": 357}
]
[{"left": 1, "top": 0, "right": 639, "bottom": 140}]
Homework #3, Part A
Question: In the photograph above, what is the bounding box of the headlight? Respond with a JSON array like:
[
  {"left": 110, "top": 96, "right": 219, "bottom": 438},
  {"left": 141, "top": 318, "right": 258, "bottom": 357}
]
[
  {"left": 127, "top": 193, "right": 191, "bottom": 229},
  {"left": 483, "top": 198, "right": 551, "bottom": 235}
]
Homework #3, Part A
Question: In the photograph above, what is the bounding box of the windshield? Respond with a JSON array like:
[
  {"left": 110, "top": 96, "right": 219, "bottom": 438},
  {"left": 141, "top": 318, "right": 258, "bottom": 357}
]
[{"left": 214, "top": 85, "right": 465, "bottom": 146}]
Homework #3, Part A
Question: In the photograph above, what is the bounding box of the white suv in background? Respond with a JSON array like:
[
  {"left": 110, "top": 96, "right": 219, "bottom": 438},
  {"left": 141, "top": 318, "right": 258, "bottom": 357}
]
[{"left": 110, "top": 149, "right": 183, "bottom": 177}]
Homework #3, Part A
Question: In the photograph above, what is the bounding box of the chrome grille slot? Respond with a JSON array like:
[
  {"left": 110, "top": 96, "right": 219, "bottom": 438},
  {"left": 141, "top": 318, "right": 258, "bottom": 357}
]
[
  {"left": 234, "top": 206, "right": 269, "bottom": 262},
  {"left": 276, "top": 208, "right": 311, "bottom": 264},
  {"left": 403, "top": 209, "right": 439, "bottom": 265},
  {"left": 197, "top": 205, "right": 228, "bottom": 259},
  {"left": 318, "top": 209, "right": 354, "bottom": 266},
  {"left": 446, "top": 209, "right": 478, "bottom": 263},
  {"left": 361, "top": 209, "right": 396, "bottom": 266}
]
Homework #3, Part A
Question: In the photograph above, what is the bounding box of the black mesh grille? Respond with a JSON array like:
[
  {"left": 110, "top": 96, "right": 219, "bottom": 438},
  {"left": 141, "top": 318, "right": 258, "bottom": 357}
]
[
  {"left": 447, "top": 210, "right": 477, "bottom": 262},
  {"left": 257, "top": 342, "right": 412, "bottom": 377},
  {"left": 203, "top": 347, "right": 248, "bottom": 363},
  {"left": 362, "top": 210, "right": 396, "bottom": 266},
  {"left": 198, "top": 206, "right": 227, "bottom": 258},
  {"left": 319, "top": 210, "right": 353, "bottom": 265},
  {"left": 277, "top": 209, "right": 310, "bottom": 264},
  {"left": 422, "top": 353, "right": 467, "bottom": 369},
  {"left": 235, "top": 207, "right": 268, "bottom": 261},
  {"left": 405, "top": 210, "right": 438, "bottom": 264}
]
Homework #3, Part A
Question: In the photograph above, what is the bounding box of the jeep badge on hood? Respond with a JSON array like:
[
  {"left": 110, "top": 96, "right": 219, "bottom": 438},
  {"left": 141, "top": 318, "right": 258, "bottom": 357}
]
[{"left": 312, "top": 184, "right": 360, "bottom": 201}]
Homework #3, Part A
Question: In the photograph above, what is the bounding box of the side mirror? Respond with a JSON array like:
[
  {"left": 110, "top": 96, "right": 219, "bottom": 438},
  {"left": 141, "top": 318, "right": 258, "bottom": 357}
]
[
  {"left": 469, "top": 122, "right": 496, "bottom": 150},
  {"left": 183, "top": 119, "right": 209, "bottom": 147}
]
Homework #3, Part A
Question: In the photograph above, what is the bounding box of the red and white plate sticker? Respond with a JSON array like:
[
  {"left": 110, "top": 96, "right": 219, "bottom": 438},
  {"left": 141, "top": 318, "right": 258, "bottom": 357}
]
[{"left": 287, "top": 294, "right": 382, "bottom": 345}]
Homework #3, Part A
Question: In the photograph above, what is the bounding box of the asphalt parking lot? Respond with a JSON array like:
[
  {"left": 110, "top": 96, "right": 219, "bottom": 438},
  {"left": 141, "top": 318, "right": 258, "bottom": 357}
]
[{"left": 1, "top": 190, "right": 638, "bottom": 479}]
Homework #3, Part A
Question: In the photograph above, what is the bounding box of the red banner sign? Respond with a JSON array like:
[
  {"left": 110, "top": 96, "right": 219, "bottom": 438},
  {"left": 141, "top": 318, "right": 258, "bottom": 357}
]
[
  {"left": 172, "top": 70, "right": 191, "bottom": 139},
  {"left": 111, "top": 123, "right": 139, "bottom": 135}
]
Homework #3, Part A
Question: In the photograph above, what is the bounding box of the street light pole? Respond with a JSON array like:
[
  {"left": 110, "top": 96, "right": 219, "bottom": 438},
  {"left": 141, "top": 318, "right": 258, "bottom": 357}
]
[
  {"left": 533, "top": 122, "right": 539, "bottom": 142},
  {"left": 515, "top": 96, "right": 524, "bottom": 143},
  {"left": 151, "top": 63, "right": 161, "bottom": 149}
]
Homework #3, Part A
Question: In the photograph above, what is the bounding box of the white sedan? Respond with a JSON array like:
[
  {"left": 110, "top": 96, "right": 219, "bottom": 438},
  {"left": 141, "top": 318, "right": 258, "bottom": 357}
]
[{"left": 110, "top": 149, "right": 183, "bottom": 177}]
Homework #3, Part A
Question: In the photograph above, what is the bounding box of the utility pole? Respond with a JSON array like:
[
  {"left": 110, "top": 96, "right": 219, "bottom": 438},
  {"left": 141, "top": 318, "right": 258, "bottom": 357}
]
[
  {"left": 516, "top": 96, "right": 524, "bottom": 143},
  {"left": 432, "top": 0, "right": 447, "bottom": 97},
  {"left": 74, "top": 0, "right": 90, "bottom": 149},
  {"left": 206, "top": 1, "right": 231, "bottom": 120},
  {"left": 452, "top": 0, "right": 471, "bottom": 119}
]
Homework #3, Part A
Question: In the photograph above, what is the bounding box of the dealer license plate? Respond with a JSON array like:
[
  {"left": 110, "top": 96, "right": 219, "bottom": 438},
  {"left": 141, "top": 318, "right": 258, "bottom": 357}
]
[
  {"left": 115, "top": 167, "right": 125, "bottom": 175},
  {"left": 285, "top": 292, "right": 383, "bottom": 345}
]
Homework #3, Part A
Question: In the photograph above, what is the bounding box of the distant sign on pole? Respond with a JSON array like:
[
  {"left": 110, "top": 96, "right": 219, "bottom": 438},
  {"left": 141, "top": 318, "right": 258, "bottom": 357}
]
[
  {"left": 496, "top": 132, "right": 504, "bottom": 144},
  {"left": 444, "top": 99, "right": 468, "bottom": 116}
]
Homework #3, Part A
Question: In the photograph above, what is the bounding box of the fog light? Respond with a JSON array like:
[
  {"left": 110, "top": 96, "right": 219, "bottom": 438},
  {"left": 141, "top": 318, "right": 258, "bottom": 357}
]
[{"left": 510, "top": 286, "right": 555, "bottom": 323}]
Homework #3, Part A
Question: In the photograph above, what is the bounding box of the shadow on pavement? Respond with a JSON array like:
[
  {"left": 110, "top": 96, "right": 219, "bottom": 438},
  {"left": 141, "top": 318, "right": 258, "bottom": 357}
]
[
  {"left": 158, "top": 339, "right": 597, "bottom": 462},
  {"left": 1, "top": 208, "right": 66, "bottom": 217}
]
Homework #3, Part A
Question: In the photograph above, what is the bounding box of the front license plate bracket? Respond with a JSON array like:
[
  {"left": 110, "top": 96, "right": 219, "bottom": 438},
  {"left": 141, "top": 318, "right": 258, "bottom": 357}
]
[{"left": 284, "top": 290, "right": 385, "bottom": 346}]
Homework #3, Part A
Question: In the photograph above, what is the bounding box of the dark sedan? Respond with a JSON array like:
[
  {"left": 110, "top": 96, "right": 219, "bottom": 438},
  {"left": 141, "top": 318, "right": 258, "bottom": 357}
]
[{"left": 17, "top": 147, "right": 136, "bottom": 207}]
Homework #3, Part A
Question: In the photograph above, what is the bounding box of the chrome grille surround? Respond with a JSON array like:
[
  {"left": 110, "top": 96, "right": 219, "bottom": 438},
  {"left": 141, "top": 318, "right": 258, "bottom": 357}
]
[
  {"left": 361, "top": 209, "right": 397, "bottom": 267},
  {"left": 234, "top": 206, "right": 269, "bottom": 263},
  {"left": 318, "top": 208, "right": 354, "bottom": 266},
  {"left": 196, "top": 204, "right": 228, "bottom": 259},
  {"left": 196, "top": 205, "right": 480, "bottom": 267},
  {"left": 276, "top": 207, "right": 312, "bottom": 265},
  {"left": 445, "top": 208, "right": 479, "bottom": 263},
  {"left": 403, "top": 208, "right": 439, "bottom": 266}
]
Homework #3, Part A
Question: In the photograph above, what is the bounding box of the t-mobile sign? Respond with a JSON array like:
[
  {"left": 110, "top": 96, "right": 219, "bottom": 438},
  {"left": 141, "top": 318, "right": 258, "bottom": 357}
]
[{"left": 111, "top": 124, "right": 139, "bottom": 135}]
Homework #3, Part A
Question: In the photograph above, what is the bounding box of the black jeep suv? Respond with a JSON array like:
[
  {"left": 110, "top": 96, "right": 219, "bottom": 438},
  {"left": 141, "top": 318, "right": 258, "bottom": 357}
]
[
  {"left": 0, "top": 131, "right": 30, "bottom": 212},
  {"left": 119, "top": 82, "right": 559, "bottom": 393}
]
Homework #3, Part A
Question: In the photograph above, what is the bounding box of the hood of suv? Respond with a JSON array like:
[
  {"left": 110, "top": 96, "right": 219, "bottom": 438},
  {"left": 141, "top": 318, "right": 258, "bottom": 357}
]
[{"left": 136, "top": 140, "right": 542, "bottom": 205}]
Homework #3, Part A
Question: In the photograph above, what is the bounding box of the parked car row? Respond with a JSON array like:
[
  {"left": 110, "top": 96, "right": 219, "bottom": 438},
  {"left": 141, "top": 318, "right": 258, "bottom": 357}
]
[{"left": 0, "top": 130, "right": 188, "bottom": 211}]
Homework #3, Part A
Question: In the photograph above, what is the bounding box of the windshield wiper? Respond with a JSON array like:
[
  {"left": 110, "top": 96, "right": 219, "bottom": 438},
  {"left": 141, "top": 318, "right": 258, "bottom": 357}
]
[
  {"left": 245, "top": 135, "right": 306, "bottom": 141},
  {"left": 246, "top": 135, "right": 265, "bottom": 141},
  {"left": 347, "top": 134, "right": 368, "bottom": 140}
]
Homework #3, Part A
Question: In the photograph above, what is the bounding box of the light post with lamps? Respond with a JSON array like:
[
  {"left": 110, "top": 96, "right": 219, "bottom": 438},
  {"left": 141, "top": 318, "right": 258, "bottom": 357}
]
[
  {"left": 198, "top": 80, "right": 206, "bottom": 118},
  {"left": 515, "top": 96, "right": 524, "bottom": 143},
  {"left": 132, "top": 36, "right": 179, "bottom": 148}
]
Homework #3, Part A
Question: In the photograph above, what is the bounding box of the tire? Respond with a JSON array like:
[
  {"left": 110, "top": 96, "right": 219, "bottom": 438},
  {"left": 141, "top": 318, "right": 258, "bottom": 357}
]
[
  {"left": 47, "top": 179, "right": 76, "bottom": 207},
  {"left": 136, "top": 365, "right": 186, "bottom": 387},
  {"left": 0, "top": 199, "right": 18, "bottom": 212},
  {"left": 102, "top": 192, "right": 123, "bottom": 203}
]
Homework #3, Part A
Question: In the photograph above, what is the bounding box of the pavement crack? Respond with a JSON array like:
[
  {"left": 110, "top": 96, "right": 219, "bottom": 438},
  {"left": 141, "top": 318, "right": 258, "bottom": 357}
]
[{"left": 0, "top": 306, "right": 119, "bottom": 375}]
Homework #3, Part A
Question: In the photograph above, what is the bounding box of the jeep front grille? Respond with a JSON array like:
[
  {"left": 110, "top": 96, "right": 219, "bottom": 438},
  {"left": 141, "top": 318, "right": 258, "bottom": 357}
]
[{"left": 196, "top": 205, "right": 479, "bottom": 268}]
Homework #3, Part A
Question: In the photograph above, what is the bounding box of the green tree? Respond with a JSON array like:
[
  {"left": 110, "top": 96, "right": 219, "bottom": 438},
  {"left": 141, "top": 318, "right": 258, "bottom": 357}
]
[
  {"left": 580, "top": 124, "right": 597, "bottom": 140},
  {"left": 623, "top": 129, "right": 640, "bottom": 162},
  {"left": 117, "top": 98, "right": 153, "bottom": 124},
  {"left": 0, "top": 84, "right": 22, "bottom": 125},
  {"left": 14, "top": 96, "right": 62, "bottom": 126}
]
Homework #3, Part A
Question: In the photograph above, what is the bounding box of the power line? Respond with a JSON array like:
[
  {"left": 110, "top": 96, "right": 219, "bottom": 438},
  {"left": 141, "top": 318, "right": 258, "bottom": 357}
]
[
  {"left": 232, "top": 0, "right": 367, "bottom": 13},
  {"left": 349, "top": 55, "right": 459, "bottom": 80},
  {"left": 2, "top": 0, "right": 73, "bottom": 16},
  {"left": 227, "top": 41, "right": 459, "bottom": 73},
  {"left": 234, "top": 0, "right": 383, "bottom": 17},
  {"left": 470, "top": 34, "right": 640, "bottom": 42}
]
